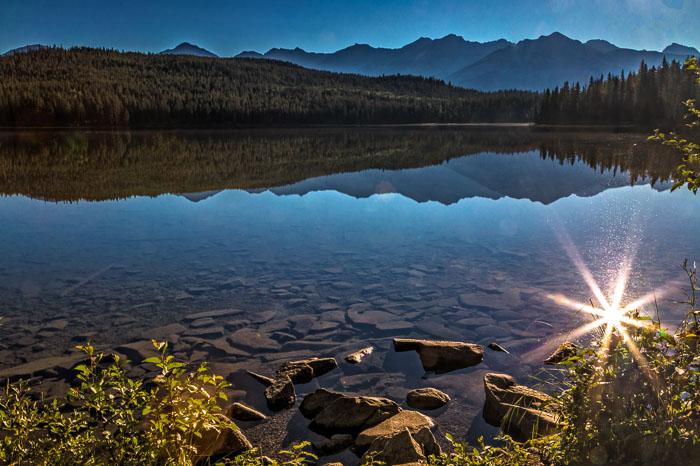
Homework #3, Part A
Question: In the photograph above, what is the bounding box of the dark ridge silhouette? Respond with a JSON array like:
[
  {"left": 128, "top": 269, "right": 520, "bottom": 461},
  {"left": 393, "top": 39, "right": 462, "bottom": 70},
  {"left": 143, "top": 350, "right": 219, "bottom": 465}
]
[
  {"left": 3, "top": 44, "right": 47, "bottom": 56},
  {"left": 238, "top": 32, "right": 697, "bottom": 91},
  {"left": 584, "top": 39, "right": 618, "bottom": 53},
  {"left": 159, "top": 42, "right": 218, "bottom": 58},
  {"left": 448, "top": 32, "right": 695, "bottom": 91},
  {"left": 662, "top": 43, "right": 700, "bottom": 56},
  {"left": 234, "top": 34, "right": 512, "bottom": 80}
]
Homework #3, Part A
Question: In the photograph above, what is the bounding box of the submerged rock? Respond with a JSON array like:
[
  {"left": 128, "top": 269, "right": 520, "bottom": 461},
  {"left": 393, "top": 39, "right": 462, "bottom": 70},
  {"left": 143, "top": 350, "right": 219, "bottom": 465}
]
[
  {"left": 487, "top": 342, "right": 510, "bottom": 354},
  {"left": 393, "top": 338, "right": 483, "bottom": 374},
  {"left": 544, "top": 342, "right": 579, "bottom": 365},
  {"left": 246, "top": 370, "right": 275, "bottom": 387},
  {"left": 228, "top": 328, "right": 281, "bottom": 351},
  {"left": 345, "top": 347, "right": 374, "bottom": 364},
  {"left": 483, "top": 373, "right": 561, "bottom": 441},
  {"left": 406, "top": 387, "right": 450, "bottom": 410},
  {"left": 0, "top": 354, "right": 84, "bottom": 382},
  {"left": 264, "top": 374, "right": 296, "bottom": 411},
  {"left": 309, "top": 395, "right": 402, "bottom": 435}
]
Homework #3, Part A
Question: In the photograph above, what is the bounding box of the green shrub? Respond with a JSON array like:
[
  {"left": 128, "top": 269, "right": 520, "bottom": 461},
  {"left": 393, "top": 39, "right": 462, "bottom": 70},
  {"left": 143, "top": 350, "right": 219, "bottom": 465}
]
[
  {"left": 553, "top": 261, "right": 699, "bottom": 464},
  {"left": 0, "top": 340, "right": 234, "bottom": 465}
]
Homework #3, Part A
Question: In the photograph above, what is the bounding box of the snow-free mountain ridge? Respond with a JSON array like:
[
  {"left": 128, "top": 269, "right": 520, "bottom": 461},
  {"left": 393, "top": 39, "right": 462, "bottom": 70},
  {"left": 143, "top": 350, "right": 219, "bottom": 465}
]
[
  {"left": 159, "top": 42, "right": 218, "bottom": 58},
  {"left": 4, "top": 33, "right": 697, "bottom": 91},
  {"left": 237, "top": 32, "right": 698, "bottom": 91}
]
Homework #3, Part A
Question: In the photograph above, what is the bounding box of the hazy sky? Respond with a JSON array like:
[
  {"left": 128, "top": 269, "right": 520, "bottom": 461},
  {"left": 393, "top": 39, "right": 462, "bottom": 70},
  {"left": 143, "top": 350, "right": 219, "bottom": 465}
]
[{"left": 2, "top": 0, "right": 698, "bottom": 56}]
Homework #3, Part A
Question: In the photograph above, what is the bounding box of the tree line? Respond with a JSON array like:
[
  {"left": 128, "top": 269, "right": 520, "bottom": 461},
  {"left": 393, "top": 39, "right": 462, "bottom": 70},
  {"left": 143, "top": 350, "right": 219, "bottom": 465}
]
[
  {"left": 0, "top": 47, "right": 538, "bottom": 127},
  {"left": 535, "top": 58, "right": 700, "bottom": 127}
]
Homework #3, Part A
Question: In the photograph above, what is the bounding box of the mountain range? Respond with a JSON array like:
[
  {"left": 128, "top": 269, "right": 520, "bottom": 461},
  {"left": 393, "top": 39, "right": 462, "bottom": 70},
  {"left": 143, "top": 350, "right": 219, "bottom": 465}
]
[
  {"left": 4, "top": 33, "right": 698, "bottom": 91},
  {"left": 236, "top": 32, "right": 699, "bottom": 91}
]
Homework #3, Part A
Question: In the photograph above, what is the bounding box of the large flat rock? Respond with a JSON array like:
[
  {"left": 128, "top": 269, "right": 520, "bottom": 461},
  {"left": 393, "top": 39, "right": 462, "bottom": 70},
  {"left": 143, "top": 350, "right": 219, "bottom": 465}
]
[
  {"left": 393, "top": 338, "right": 483, "bottom": 374},
  {"left": 310, "top": 395, "right": 402, "bottom": 435}
]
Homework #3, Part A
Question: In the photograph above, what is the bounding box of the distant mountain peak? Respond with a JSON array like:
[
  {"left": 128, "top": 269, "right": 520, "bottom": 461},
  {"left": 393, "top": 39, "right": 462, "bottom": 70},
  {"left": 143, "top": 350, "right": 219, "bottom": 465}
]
[
  {"left": 585, "top": 39, "right": 618, "bottom": 53},
  {"left": 236, "top": 50, "right": 263, "bottom": 58},
  {"left": 540, "top": 31, "right": 568, "bottom": 40},
  {"left": 159, "top": 42, "right": 218, "bottom": 58},
  {"left": 662, "top": 43, "right": 699, "bottom": 56},
  {"left": 3, "top": 44, "right": 47, "bottom": 56}
]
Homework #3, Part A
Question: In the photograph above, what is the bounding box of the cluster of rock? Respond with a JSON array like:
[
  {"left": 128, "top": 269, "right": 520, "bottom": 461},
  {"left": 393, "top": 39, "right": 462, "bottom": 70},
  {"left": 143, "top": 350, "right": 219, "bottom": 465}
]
[
  {"left": 247, "top": 357, "right": 338, "bottom": 411},
  {"left": 302, "top": 388, "right": 442, "bottom": 464},
  {"left": 173, "top": 307, "right": 572, "bottom": 464}
]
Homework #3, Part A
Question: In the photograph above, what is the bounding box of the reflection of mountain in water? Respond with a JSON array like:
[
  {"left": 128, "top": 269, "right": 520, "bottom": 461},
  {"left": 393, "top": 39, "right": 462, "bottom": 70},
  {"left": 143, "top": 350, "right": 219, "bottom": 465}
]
[
  {"left": 254, "top": 151, "right": 671, "bottom": 205},
  {"left": 0, "top": 128, "right": 677, "bottom": 203},
  {"left": 177, "top": 190, "right": 223, "bottom": 202}
]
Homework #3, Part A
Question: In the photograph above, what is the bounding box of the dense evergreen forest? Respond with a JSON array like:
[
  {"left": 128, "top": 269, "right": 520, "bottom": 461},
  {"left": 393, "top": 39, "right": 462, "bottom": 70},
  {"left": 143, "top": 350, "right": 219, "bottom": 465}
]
[
  {"left": 0, "top": 47, "right": 538, "bottom": 127},
  {"left": 535, "top": 58, "right": 700, "bottom": 126}
]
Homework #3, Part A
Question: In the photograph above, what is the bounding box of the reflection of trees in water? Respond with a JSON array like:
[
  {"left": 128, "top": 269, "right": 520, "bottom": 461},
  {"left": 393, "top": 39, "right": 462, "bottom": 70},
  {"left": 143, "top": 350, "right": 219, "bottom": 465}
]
[
  {"left": 534, "top": 132, "right": 678, "bottom": 187},
  {"left": 0, "top": 129, "right": 678, "bottom": 202}
]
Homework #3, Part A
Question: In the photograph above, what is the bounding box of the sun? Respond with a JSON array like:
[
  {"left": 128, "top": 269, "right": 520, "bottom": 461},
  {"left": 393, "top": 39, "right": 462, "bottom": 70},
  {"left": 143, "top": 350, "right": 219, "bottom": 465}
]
[{"left": 546, "top": 226, "right": 676, "bottom": 357}]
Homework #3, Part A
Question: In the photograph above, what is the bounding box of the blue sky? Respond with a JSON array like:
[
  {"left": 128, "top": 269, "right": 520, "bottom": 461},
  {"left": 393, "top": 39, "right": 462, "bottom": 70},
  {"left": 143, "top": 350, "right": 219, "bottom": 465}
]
[{"left": 1, "top": 0, "right": 698, "bottom": 56}]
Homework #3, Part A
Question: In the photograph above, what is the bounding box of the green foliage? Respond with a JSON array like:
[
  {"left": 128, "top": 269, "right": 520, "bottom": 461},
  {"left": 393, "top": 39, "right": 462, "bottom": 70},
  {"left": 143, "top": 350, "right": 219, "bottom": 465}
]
[
  {"left": 650, "top": 58, "right": 700, "bottom": 193},
  {"left": 0, "top": 340, "right": 235, "bottom": 465},
  {"left": 551, "top": 261, "right": 700, "bottom": 464},
  {"left": 226, "top": 442, "right": 317, "bottom": 465},
  {"left": 0, "top": 47, "right": 538, "bottom": 127},
  {"left": 426, "top": 433, "right": 557, "bottom": 465}
]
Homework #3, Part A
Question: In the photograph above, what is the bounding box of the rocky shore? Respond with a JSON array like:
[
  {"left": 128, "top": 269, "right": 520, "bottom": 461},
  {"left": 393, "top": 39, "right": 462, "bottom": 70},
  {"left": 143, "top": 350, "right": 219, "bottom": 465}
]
[{"left": 0, "top": 327, "right": 565, "bottom": 465}]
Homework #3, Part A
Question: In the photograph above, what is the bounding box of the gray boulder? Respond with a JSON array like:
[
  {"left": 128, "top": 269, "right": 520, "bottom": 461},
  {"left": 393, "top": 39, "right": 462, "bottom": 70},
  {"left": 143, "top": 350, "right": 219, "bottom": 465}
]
[
  {"left": 226, "top": 402, "right": 266, "bottom": 422},
  {"left": 355, "top": 410, "right": 435, "bottom": 447},
  {"left": 300, "top": 388, "right": 347, "bottom": 419},
  {"left": 310, "top": 395, "right": 402, "bottom": 435},
  {"left": 345, "top": 347, "right": 374, "bottom": 364},
  {"left": 193, "top": 413, "right": 252, "bottom": 461},
  {"left": 483, "top": 373, "right": 561, "bottom": 441},
  {"left": 277, "top": 361, "right": 314, "bottom": 384},
  {"left": 277, "top": 357, "right": 338, "bottom": 384},
  {"left": 264, "top": 374, "right": 296, "bottom": 411},
  {"left": 406, "top": 387, "right": 450, "bottom": 410},
  {"left": 361, "top": 429, "right": 427, "bottom": 465},
  {"left": 393, "top": 338, "right": 483, "bottom": 374}
]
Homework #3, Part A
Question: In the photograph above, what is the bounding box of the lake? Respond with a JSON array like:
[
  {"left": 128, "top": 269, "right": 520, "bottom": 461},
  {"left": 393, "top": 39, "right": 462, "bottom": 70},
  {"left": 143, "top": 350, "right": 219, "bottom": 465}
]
[{"left": 0, "top": 127, "right": 698, "bottom": 458}]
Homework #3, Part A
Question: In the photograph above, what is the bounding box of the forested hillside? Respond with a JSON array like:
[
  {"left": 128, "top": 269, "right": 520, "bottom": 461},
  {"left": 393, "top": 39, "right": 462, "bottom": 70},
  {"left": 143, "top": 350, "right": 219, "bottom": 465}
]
[
  {"left": 0, "top": 47, "right": 538, "bottom": 127},
  {"left": 536, "top": 58, "right": 700, "bottom": 126}
]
